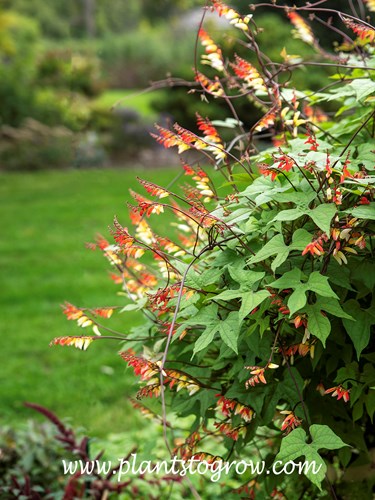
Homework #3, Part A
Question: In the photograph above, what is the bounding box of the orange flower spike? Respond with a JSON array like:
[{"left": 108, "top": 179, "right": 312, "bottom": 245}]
[
  {"left": 210, "top": 0, "right": 252, "bottom": 31},
  {"left": 198, "top": 28, "right": 220, "bottom": 53},
  {"left": 259, "top": 163, "right": 278, "bottom": 181},
  {"left": 333, "top": 188, "right": 342, "bottom": 206},
  {"left": 136, "top": 383, "right": 161, "bottom": 399},
  {"left": 304, "top": 128, "right": 319, "bottom": 151},
  {"left": 198, "top": 28, "right": 225, "bottom": 72},
  {"left": 331, "top": 228, "right": 340, "bottom": 241},
  {"left": 324, "top": 385, "right": 350, "bottom": 403},
  {"left": 183, "top": 164, "right": 195, "bottom": 176},
  {"left": 364, "top": 0, "right": 375, "bottom": 12},
  {"left": 110, "top": 272, "right": 123, "bottom": 284},
  {"left": 294, "top": 316, "right": 303, "bottom": 329},
  {"left": 340, "top": 153, "right": 353, "bottom": 183},
  {"left": 275, "top": 154, "right": 294, "bottom": 172},
  {"left": 195, "top": 71, "right": 224, "bottom": 97},
  {"left": 124, "top": 246, "right": 145, "bottom": 259},
  {"left": 254, "top": 108, "right": 277, "bottom": 132},
  {"left": 151, "top": 124, "right": 191, "bottom": 153},
  {"left": 280, "top": 410, "right": 303, "bottom": 434},
  {"left": 165, "top": 370, "right": 200, "bottom": 395},
  {"left": 316, "top": 382, "right": 326, "bottom": 396},
  {"left": 341, "top": 16, "right": 375, "bottom": 43},
  {"left": 50, "top": 336, "right": 94, "bottom": 351},
  {"left": 297, "top": 343, "right": 310, "bottom": 357},
  {"left": 245, "top": 366, "right": 267, "bottom": 387},
  {"left": 196, "top": 113, "right": 222, "bottom": 144},
  {"left": 189, "top": 205, "right": 219, "bottom": 228},
  {"left": 325, "top": 153, "right": 332, "bottom": 178},
  {"left": 139, "top": 201, "right": 164, "bottom": 217},
  {"left": 303, "top": 103, "right": 328, "bottom": 124},
  {"left": 216, "top": 395, "right": 236, "bottom": 417},
  {"left": 302, "top": 241, "right": 323, "bottom": 256},
  {"left": 302, "top": 233, "right": 328, "bottom": 257},
  {"left": 359, "top": 196, "right": 370, "bottom": 205},
  {"left": 93, "top": 308, "right": 114, "bottom": 319},
  {"left": 62, "top": 302, "right": 84, "bottom": 321},
  {"left": 287, "top": 12, "right": 315, "bottom": 45},
  {"left": 271, "top": 489, "right": 287, "bottom": 500},
  {"left": 234, "top": 403, "right": 255, "bottom": 423},
  {"left": 354, "top": 235, "right": 366, "bottom": 249},
  {"left": 139, "top": 272, "right": 158, "bottom": 288},
  {"left": 137, "top": 178, "right": 169, "bottom": 199},
  {"left": 174, "top": 124, "right": 207, "bottom": 151},
  {"left": 214, "top": 422, "right": 246, "bottom": 441},
  {"left": 120, "top": 350, "right": 161, "bottom": 381},
  {"left": 112, "top": 217, "right": 134, "bottom": 249},
  {"left": 86, "top": 234, "right": 110, "bottom": 251},
  {"left": 231, "top": 55, "right": 266, "bottom": 92}
]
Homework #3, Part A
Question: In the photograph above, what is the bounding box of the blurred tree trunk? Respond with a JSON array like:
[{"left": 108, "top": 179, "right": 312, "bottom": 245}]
[{"left": 83, "top": 0, "right": 95, "bottom": 37}]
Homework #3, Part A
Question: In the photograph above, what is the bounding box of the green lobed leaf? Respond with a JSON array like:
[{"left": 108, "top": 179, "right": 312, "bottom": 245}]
[
  {"left": 212, "top": 289, "right": 242, "bottom": 301},
  {"left": 352, "top": 398, "right": 364, "bottom": 422},
  {"left": 288, "top": 287, "right": 308, "bottom": 316},
  {"left": 269, "top": 268, "right": 303, "bottom": 289},
  {"left": 271, "top": 250, "right": 290, "bottom": 272},
  {"left": 185, "top": 303, "right": 218, "bottom": 326},
  {"left": 272, "top": 203, "right": 336, "bottom": 234},
  {"left": 120, "top": 297, "right": 148, "bottom": 312},
  {"left": 218, "top": 312, "right": 240, "bottom": 354},
  {"left": 273, "top": 208, "right": 304, "bottom": 222},
  {"left": 275, "top": 425, "right": 348, "bottom": 489},
  {"left": 349, "top": 78, "right": 375, "bottom": 101},
  {"left": 198, "top": 390, "right": 218, "bottom": 416},
  {"left": 309, "top": 425, "right": 348, "bottom": 451},
  {"left": 305, "top": 304, "right": 331, "bottom": 346},
  {"left": 228, "top": 266, "right": 265, "bottom": 289},
  {"left": 275, "top": 428, "right": 325, "bottom": 489},
  {"left": 290, "top": 228, "right": 314, "bottom": 250},
  {"left": 240, "top": 176, "right": 291, "bottom": 205},
  {"left": 248, "top": 234, "right": 287, "bottom": 264},
  {"left": 197, "top": 267, "right": 223, "bottom": 287},
  {"left": 342, "top": 300, "right": 374, "bottom": 359},
  {"left": 314, "top": 297, "right": 353, "bottom": 320},
  {"left": 273, "top": 190, "right": 317, "bottom": 207},
  {"left": 306, "top": 272, "right": 338, "bottom": 299},
  {"left": 308, "top": 203, "right": 336, "bottom": 235},
  {"left": 355, "top": 142, "right": 375, "bottom": 171},
  {"left": 249, "top": 230, "right": 312, "bottom": 272},
  {"left": 365, "top": 390, "right": 375, "bottom": 423},
  {"left": 239, "top": 290, "right": 270, "bottom": 323},
  {"left": 345, "top": 202, "right": 375, "bottom": 221},
  {"left": 193, "top": 324, "right": 218, "bottom": 355}
]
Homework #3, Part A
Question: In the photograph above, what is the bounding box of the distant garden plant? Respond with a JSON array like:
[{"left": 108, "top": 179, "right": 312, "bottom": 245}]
[{"left": 51, "top": 1, "right": 375, "bottom": 497}]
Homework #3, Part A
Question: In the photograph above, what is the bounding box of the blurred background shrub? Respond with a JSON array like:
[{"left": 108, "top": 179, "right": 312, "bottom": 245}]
[
  {"left": 0, "top": 1, "right": 351, "bottom": 169},
  {"left": 0, "top": 11, "right": 40, "bottom": 127}
]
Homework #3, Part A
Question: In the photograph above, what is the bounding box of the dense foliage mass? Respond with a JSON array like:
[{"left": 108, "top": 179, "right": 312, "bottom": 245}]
[{"left": 50, "top": 1, "right": 375, "bottom": 498}]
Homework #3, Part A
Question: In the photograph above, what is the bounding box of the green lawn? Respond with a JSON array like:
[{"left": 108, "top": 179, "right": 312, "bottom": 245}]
[
  {"left": 0, "top": 167, "right": 179, "bottom": 437},
  {"left": 94, "top": 88, "right": 165, "bottom": 119}
]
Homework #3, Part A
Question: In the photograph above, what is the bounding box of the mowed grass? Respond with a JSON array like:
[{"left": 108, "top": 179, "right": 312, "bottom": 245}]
[
  {"left": 94, "top": 89, "right": 165, "bottom": 119},
  {"left": 0, "top": 167, "right": 179, "bottom": 437}
]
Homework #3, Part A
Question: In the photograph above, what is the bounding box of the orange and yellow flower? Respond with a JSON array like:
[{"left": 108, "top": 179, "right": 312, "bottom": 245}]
[
  {"left": 214, "top": 421, "right": 247, "bottom": 440},
  {"left": 195, "top": 71, "right": 224, "bottom": 97},
  {"left": 50, "top": 336, "right": 94, "bottom": 351},
  {"left": 280, "top": 410, "right": 302, "bottom": 434},
  {"left": 287, "top": 12, "right": 315, "bottom": 45},
  {"left": 198, "top": 28, "right": 225, "bottom": 72},
  {"left": 210, "top": 0, "right": 252, "bottom": 31},
  {"left": 231, "top": 55, "right": 267, "bottom": 92},
  {"left": 324, "top": 385, "right": 350, "bottom": 402}
]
